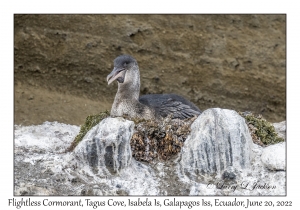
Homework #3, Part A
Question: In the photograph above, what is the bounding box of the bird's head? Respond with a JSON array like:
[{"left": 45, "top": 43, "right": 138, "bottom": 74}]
[{"left": 107, "top": 55, "right": 138, "bottom": 85}]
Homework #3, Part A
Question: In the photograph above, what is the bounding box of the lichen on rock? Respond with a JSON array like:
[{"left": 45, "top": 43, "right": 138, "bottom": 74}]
[{"left": 239, "top": 112, "right": 284, "bottom": 146}]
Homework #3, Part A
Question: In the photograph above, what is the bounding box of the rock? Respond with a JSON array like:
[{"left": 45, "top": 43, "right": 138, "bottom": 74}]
[
  {"left": 14, "top": 117, "right": 286, "bottom": 195},
  {"left": 14, "top": 121, "right": 79, "bottom": 154},
  {"left": 226, "top": 57, "right": 239, "bottom": 69},
  {"left": 74, "top": 117, "right": 134, "bottom": 176},
  {"left": 14, "top": 120, "right": 159, "bottom": 195},
  {"left": 179, "top": 108, "right": 253, "bottom": 181},
  {"left": 273, "top": 121, "right": 286, "bottom": 140},
  {"left": 84, "top": 77, "right": 93, "bottom": 83},
  {"left": 261, "top": 142, "right": 285, "bottom": 171}
]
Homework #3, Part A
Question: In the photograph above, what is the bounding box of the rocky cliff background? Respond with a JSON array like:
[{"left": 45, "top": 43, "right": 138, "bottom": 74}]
[{"left": 14, "top": 14, "right": 286, "bottom": 125}]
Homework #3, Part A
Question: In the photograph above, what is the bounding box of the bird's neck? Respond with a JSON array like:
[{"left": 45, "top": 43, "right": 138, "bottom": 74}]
[
  {"left": 116, "top": 67, "right": 140, "bottom": 101},
  {"left": 111, "top": 66, "right": 144, "bottom": 118},
  {"left": 110, "top": 65, "right": 155, "bottom": 120}
]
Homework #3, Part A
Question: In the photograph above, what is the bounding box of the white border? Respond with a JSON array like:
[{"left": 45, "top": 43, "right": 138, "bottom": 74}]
[{"left": 2, "top": 0, "right": 299, "bottom": 209}]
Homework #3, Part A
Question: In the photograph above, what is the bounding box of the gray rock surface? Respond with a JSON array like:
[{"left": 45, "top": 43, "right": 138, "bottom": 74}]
[
  {"left": 14, "top": 114, "right": 286, "bottom": 195},
  {"left": 273, "top": 121, "right": 286, "bottom": 140},
  {"left": 179, "top": 108, "right": 253, "bottom": 182},
  {"left": 14, "top": 121, "right": 159, "bottom": 196},
  {"left": 261, "top": 142, "right": 286, "bottom": 171},
  {"left": 74, "top": 117, "right": 134, "bottom": 176}
]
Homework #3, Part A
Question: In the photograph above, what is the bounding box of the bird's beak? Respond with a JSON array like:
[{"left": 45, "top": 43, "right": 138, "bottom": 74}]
[{"left": 107, "top": 67, "right": 126, "bottom": 85}]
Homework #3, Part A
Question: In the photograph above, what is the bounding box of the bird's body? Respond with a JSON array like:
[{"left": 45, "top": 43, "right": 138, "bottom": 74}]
[
  {"left": 139, "top": 94, "right": 200, "bottom": 119},
  {"left": 107, "top": 55, "right": 201, "bottom": 120}
]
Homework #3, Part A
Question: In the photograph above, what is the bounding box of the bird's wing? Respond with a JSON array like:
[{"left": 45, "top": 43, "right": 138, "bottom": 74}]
[{"left": 158, "top": 98, "right": 201, "bottom": 119}]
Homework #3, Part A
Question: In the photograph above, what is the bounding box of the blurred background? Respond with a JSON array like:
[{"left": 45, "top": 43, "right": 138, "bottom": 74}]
[{"left": 14, "top": 14, "right": 286, "bottom": 126}]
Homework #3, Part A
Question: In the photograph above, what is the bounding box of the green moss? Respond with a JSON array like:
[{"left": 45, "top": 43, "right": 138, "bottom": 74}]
[
  {"left": 240, "top": 112, "right": 284, "bottom": 145},
  {"left": 66, "top": 110, "right": 110, "bottom": 152}
]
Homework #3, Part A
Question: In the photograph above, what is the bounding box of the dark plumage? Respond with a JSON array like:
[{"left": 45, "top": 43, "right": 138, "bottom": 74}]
[
  {"left": 139, "top": 94, "right": 200, "bottom": 119},
  {"left": 107, "top": 55, "right": 201, "bottom": 120}
]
